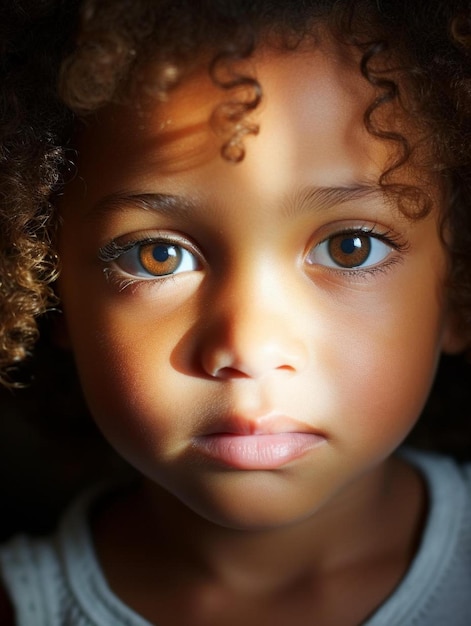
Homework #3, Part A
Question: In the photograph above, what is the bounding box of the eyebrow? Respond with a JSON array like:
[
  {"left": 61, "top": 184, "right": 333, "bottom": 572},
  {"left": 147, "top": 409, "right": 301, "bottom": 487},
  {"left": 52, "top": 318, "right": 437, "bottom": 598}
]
[
  {"left": 86, "top": 184, "right": 385, "bottom": 222},
  {"left": 287, "top": 184, "right": 386, "bottom": 218},
  {"left": 87, "top": 192, "right": 199, "bottom": 222}
]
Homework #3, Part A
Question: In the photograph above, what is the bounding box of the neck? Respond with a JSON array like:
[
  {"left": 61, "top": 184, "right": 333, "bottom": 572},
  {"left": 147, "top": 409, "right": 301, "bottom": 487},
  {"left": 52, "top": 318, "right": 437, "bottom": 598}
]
[{"left": 93, "top": 455, "right": 425, "bottom": 595}]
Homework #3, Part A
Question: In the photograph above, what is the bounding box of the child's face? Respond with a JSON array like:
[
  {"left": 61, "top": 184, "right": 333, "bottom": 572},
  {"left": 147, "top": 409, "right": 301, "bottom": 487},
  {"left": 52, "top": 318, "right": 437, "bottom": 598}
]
[{"left": 58, "top": 41, "right": 457, "bottom": 529}]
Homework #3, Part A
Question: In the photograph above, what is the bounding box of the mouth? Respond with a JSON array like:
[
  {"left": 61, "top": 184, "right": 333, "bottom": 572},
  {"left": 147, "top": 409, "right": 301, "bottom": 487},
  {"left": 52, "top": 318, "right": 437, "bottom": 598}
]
[{"left": 193, "top": 414, "right": 326, "bottom": 470}]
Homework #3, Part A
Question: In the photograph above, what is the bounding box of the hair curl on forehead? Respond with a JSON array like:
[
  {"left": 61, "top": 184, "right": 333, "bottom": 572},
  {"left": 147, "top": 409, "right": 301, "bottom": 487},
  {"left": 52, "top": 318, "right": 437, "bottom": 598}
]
[{"left": 1, "top": 0, "right": 471, "bottom": 387}]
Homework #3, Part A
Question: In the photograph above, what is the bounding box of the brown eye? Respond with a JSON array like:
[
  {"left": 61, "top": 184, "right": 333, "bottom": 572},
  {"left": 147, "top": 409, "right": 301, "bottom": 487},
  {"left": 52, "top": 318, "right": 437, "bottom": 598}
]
[
  {"left": 139, "top": 243, "right": 182, "bottom": 276},
  {"left": 306, "top": 231, "right": 393, "bottom": 270},
  {"left": 327, "top": 234, "right": 371, "bottom": 268},
  {"left": 116, "top": 241, "right": 199, "bottom": 278}
]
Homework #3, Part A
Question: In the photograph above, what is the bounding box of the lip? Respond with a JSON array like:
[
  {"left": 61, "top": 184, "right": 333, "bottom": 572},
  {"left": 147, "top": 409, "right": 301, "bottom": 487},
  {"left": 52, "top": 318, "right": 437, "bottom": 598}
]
[
  {"left": 193, "top": 414, "right": 326, "bottom": 470},
  {"left": 193, "top": 432, "right": 325, "bottom": 470}
]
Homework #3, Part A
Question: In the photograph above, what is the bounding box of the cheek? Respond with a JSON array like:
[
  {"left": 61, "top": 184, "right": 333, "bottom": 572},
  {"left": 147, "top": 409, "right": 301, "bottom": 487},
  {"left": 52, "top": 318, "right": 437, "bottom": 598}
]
[
  {"left": 325, "top": 272, "right": 445, "bottom": 452},
  {"left": 64, "top": 292, "right": 194, "bottom": 459},
  {"left": 73, "top": 336, "right": 179, "bottom": 474}
]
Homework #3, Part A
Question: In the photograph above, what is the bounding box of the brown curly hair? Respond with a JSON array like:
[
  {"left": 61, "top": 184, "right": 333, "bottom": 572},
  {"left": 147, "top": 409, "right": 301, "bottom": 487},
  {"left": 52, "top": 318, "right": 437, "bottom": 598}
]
[{"left": 2, "top": 0, "right": 471, "bottom": 391}]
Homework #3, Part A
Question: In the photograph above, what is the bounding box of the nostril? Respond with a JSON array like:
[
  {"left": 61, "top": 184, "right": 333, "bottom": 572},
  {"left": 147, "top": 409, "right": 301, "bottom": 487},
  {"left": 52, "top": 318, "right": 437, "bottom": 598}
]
[
  {"left": 199, "top": 327, "right": 307, "bottom": 380},
  {"left": 212, "top": 367, "right": 252, "bottom": 380},
  {"left": 208, "top": 361, "right": 298, "bottom": 380},
  {"left": 276, "top": 364, "right": 297, "bottom": 373}
]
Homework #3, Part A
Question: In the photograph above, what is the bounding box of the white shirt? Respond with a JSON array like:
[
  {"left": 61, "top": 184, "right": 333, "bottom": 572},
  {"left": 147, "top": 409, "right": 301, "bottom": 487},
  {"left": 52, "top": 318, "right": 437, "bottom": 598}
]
[{"left": 1, "top": 450, "right": 470, "bottom": 625}]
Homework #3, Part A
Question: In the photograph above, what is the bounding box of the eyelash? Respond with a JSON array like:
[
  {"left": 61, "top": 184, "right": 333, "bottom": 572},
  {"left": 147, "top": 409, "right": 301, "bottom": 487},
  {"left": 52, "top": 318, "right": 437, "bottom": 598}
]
[
  {"left": 98, "top": 235, "right": 201, "bottom": 290},
  {"left": 305, "top": 226, "right": 409, "bottom": 278},
  {"left": 98, "top": 225, "right": 408, "bottom": 292}
]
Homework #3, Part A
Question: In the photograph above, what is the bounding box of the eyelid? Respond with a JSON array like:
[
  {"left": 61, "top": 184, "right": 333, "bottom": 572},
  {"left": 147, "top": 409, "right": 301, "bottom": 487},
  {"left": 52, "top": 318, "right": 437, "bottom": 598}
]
[
  {"left": 98, "top": 232, "right": 203, "bottom": 280},
  {"left": 98, "top": 231, "right": 202, "bottom": 261},
  {"left": 304, "top": 225, "right": 409, "bottom": 273}
]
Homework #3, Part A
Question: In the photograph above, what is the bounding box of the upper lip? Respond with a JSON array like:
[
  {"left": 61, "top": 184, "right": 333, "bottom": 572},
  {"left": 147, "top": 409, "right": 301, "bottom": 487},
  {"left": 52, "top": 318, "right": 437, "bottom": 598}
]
[{"left": 202, "top": 412, "right": 325, "bottom": 437}]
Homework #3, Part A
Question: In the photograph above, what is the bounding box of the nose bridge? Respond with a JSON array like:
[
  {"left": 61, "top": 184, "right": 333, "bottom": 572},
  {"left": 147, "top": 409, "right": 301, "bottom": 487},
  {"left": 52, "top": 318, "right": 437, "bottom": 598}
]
[
  {"left": 224, "top": 262, "right": 292, "bottom": 331},
  {"left": 199, "top": 255, "right": 308, "bottom": 378}
]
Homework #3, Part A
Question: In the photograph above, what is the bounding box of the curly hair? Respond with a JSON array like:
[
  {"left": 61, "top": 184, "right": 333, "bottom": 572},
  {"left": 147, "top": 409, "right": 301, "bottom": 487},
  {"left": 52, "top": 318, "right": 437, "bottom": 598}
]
[
  {"left": 0, "top": 1, "right": 78, "bottom": 384},
  {"left": 2, "top": 0, "right": 471, "bottom": 391}
]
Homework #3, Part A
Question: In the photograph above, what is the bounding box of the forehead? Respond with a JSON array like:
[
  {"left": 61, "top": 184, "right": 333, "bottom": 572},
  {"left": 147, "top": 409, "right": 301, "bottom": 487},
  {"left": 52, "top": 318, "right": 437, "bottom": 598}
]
[{"left": 66, "top": 39, "right": 419, "bottom": 214}]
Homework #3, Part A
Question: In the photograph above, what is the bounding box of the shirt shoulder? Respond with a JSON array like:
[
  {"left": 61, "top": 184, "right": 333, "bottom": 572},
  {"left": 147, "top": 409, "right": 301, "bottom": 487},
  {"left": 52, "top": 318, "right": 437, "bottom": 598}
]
[
  {"left": 365, "top": 449, "right": 471, "bottom": 626},
  {"left": 0, "top": 486, "right": 152, "bottom": 626}
]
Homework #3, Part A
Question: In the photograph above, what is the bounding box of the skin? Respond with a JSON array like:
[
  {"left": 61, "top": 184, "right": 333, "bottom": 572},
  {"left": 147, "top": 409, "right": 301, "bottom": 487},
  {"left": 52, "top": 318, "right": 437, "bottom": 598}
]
[{"left": 57, "top": 39, "right": 461, "bottom": 625}]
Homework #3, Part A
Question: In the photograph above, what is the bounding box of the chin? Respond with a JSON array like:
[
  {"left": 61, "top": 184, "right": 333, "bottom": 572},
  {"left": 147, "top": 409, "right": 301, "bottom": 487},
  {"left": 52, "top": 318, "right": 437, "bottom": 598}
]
[{"left": 159, "top": 472, "right": 328, "bottom": 533}]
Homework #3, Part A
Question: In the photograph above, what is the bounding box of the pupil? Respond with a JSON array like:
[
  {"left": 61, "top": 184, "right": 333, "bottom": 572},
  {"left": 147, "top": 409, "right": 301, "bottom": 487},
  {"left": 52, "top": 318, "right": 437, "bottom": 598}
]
[
  {"left": 340, "top": 238, "right": 359, "bottom": 255},
  {"left": 153, "top": 245, "right": 172, "bottom": 263}
]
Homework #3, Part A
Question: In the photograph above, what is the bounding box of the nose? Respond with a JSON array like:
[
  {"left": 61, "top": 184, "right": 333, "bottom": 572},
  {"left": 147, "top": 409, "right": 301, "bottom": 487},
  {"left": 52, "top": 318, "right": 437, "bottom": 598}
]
[{"left": 198, "top": 272, "right": 308, "bottom": 380}]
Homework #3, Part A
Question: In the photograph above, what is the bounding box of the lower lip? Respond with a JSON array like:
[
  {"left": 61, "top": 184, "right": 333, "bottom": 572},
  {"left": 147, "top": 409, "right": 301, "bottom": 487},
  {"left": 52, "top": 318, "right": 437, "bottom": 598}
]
[{"left": 193, "top": 433, "right": 325, "bottom": 470}]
